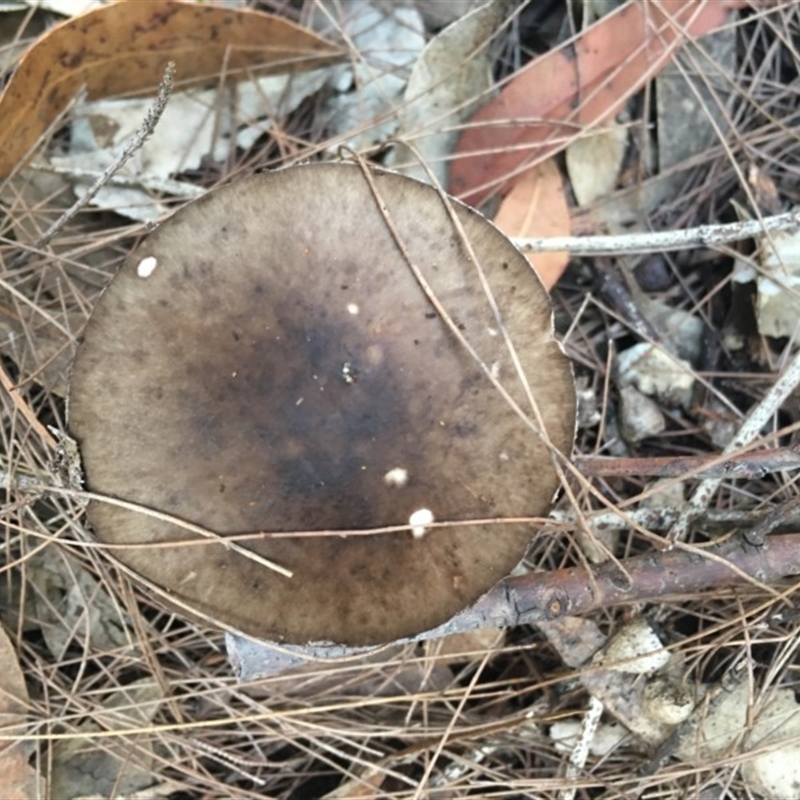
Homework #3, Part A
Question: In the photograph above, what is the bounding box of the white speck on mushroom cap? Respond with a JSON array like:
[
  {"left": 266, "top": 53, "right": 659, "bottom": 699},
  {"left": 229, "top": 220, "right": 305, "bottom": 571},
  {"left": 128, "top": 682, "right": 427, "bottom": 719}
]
[
  {"left": 136, "top": 256, "right": 158, "bottom": 278},
  {"left": 383, "top": 467, "right": 409, "bottom": 488},
  {"left": 347, "top": 303, "right": 359, "bottom": 315},
  {"left": 409, "top": 508, "right": 434, "bottom": 538}
]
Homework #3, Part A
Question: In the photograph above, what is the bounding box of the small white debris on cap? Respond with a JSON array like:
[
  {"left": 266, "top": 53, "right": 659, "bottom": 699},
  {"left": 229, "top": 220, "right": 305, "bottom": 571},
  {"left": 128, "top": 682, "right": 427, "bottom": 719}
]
[
  {"left": 136, "top": 256, "right": 158, "bottom": 278},
  {"left": 347, "top": 303, "right": 359, "bottom": 315},
  {"left": 383, "top": 467, "right": 409, "bottom": 488},
  {"left": 409, "top": 508, "right": 434, "bottom": 539}
]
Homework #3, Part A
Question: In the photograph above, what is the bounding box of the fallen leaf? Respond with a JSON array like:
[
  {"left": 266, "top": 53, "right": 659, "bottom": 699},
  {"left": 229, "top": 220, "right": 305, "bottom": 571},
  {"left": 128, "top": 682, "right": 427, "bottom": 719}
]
[
  {"left": 566, "top": 120, "right": 628, "bottom": 207},
  {"left": 656, "top": 24, "right": 736, "bottom": 191},
  {"left": 0, "top": 622, "right": 41, "bottom": 799},
  {"left": 0, "top": 0, "right": 343, "bottom": 180},
  {"left": 492, "top": 158, "right": 570, "bottom": 289},
  {"left": 49, "top": 66, "right": 328, "bottom": 221},
  {"left": 733, "top": 222, "right": 800, "bottom": 339},
  {"left": 676, "top": 683, "right": 800, "bottom": 799},
  {"left": 50, "top": 679, "right": 163, "bottom": 799},
  {"left": 28, "top": 547, "right": 135, "bottom": 659},
  {"left": 320, "top": 1, "right": 425, "bottom": 152},
  {"left": 449, "top": 0, "right": 736, "bottom": 206},
  {"left": 389, "top": 0, "right": 502, "bottom": 185}
]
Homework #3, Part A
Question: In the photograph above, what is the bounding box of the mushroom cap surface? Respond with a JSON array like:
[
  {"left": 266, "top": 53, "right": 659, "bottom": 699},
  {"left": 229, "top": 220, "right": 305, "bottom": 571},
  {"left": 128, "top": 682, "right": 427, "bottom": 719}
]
[{"left": 68, "top": 163, "right": 575, "bottom": 646}]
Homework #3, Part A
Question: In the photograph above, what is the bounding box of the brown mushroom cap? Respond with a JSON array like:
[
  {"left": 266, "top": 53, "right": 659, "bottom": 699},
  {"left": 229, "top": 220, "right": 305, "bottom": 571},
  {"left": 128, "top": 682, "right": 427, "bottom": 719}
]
[{"left": 68, "top": 162, "right": 575, "bottom": 646}]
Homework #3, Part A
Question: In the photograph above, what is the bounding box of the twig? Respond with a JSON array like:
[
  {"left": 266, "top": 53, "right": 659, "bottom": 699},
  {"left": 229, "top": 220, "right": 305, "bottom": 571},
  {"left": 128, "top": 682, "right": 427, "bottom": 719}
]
[
  {"left": 31, "top": 163, "right": 205, "bottom": 199},
  {"left": 668, "top": 348, "right": 800, "bottom": 542},
  {"left": 0, "top": 361, "right": 56, "bottom": 450},
  {"left": 592, "top": 258, "right": 660, "bottom": 340},
  {"left": 230, "top": 531, "right": 800, "bottom": 679},
  {"left": 550, "top": 504, "right": 800, "bottom": 535},
  {"left": 10, "top": 62, "right": 176, "bottom": 268},
  {"left": 511, "top": 209, "right": 800, "bottom": 255},
  {"left": 433, "top": 532, "right": 800, "bottom": 638},
  {"left": 575, "top": 447, "right": 800, "bottom": 480}
]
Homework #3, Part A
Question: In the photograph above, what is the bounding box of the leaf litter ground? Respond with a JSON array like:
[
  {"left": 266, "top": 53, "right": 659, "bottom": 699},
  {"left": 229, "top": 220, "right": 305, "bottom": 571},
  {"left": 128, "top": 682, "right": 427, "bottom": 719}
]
[{"left": 2, "top": 1, "right": 800, "bottom": 798}]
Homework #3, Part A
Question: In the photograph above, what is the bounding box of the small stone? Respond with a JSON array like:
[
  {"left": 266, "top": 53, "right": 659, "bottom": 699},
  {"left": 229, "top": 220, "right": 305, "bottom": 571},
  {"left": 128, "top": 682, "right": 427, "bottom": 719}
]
[
  {"left": 617, "top": 343, "right": 695, "bottom": 408},
  {"left": 641, "top": 677, "right": 694, "bottom": 725},
  {"left": 619, "top": 386, "right": 665, "bottom": 443},
  {"left": 596, "top": 618, "right": 669, "bottom": 675}
]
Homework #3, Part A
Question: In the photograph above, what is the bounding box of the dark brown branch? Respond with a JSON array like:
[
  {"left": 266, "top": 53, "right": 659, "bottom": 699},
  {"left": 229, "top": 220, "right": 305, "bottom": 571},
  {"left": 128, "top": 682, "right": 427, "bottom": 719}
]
[
  {"left": 230, "top": 533, "right": 800, "bottom": 679},
  {"left": 430, "top": 533, "right": 800, "bottom": 638}
]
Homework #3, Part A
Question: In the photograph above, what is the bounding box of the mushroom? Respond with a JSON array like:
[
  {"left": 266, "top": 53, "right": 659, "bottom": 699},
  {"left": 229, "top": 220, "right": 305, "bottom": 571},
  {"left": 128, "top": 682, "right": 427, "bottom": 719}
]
[{"left": 68, "top": 162, "right": 575, "bottom": 647}]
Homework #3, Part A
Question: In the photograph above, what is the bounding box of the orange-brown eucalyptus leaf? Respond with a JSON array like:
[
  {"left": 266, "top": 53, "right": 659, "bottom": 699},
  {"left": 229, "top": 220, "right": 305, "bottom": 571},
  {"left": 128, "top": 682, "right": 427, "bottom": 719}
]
[
  {"left": 493, "top": 158, "right": 570, "bottom": 290},
  {"left": 0, "top": 0, "right": 343, "bottom": 180},
  {"left": 450, "top": 0, "right": 735, "bottom": 207}
]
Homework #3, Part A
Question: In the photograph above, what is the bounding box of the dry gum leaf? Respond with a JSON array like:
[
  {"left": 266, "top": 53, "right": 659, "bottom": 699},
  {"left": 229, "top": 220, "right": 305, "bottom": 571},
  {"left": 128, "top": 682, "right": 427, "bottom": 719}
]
[
  {"left": 492, "top": 158, "right": 570, "bottom": 290},
  {"left": 388, "top": 0, "right": 503, "bottom": 185},
  {"left": 0, "top": 0, "right": 344, "bottom": 179},
  {"left": 449, "top": 0, "right": 736, "bottom": 207},
  {"left": 0, "top": 622, "right": 40, "bottom": 799},
  {"left": 49, "top": 679, "right": 164, "bottom": 799},
  {"left": 566, "top": 120, "right": 628, "bottom": 208}
]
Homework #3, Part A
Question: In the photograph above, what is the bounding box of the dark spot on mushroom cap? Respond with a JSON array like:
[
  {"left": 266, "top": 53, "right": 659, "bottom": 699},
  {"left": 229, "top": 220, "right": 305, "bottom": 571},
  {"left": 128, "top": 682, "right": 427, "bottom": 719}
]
[{"left": 68, "top": 162, "right": 576, "bottom": 647}]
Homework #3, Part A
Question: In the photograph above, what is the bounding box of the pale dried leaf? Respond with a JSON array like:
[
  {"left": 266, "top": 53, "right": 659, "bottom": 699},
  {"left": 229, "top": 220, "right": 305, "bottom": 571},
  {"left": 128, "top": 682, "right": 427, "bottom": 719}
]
[
  {"left": 596, "top": 619, "right": 669, "bottom": 675},
  {"left": 52, "top": 69, "right": 329, "bottom": 221},
  {"left": 616, "top": 343, "right": 696, "bottom": 409},
  {"left": 28, "top": 548, "right": 134, "bottom": 659},
  {"left": 390, "top": 1, "right": 502, "bottom": 184},
  {"left": 50, "top": 680, "right": 164, "bottom": 800},
  {"left": 0, "top": 0, "right": 342, "bottom": 179},
  {"left": 321, "top": 1, "right": 425, "bottom": 150},
  {"left": 656, "top": 25, "right": 736, "bottom": 202},
  {"left": 566, "top": 120, "right": 628, "bottom": 207},
  {"left": 733, "top": 225, "right": 800, "bottom": 339}
]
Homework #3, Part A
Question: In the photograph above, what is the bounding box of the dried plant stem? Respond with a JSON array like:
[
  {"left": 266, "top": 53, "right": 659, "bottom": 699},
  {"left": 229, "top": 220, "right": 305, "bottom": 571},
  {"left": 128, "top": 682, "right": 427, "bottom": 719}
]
[
  {"left": 231, "top": 531, "right": 800, "bottom": 679},
  {"left": 575, "top": 446, "right": 800, "bottom": 479},
  {"left": 512, "top": 209, "right": 800, "bottom": 255},
  {"left": 11, "top": 62, "right": 176, "bottom": 268},
  {"left": 0, "top": 361, "right": 56, "bottom": 449},
  {"left": 668, "top": 348, "right": 800, "bottom": 542},
  {"left": 550, "top": 505, "right": 800, "bottom": 534},
  {"left": 560, "top": 696, "right": 604, "bottom": 800}
]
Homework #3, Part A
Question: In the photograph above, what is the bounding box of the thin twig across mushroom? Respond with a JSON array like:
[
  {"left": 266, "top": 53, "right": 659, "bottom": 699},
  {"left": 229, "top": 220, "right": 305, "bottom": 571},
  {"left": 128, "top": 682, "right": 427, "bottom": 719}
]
[{"left": 68, "top": 162, "right": 576, "bottom": 647}]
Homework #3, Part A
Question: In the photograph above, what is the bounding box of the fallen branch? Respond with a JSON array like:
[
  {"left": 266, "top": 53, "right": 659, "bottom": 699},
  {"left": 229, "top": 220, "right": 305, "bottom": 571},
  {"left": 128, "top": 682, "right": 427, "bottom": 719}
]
[
  {"left": 434, "top": 532, "right": 800, "bottom": 637},
  {"left": 229, "top": 531, "right": 800, "bottom": 679}
]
